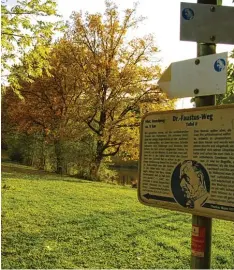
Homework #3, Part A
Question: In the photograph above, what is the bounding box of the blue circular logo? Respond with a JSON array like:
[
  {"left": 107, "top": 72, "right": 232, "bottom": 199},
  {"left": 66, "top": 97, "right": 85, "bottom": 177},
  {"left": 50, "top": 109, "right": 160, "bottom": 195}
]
[
  {"left": 214, "top": 58, "right": 226, "bottom": 72},
  {"left": 182, "top": 8, "right": 194, "bottom": 20}
]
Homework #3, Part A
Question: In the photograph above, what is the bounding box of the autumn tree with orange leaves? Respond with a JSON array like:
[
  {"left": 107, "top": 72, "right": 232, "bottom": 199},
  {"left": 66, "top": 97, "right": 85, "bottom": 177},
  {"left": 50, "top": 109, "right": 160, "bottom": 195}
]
[
  {"left": 3, "top": 1, "right": 175, "bottom": 179},
  {"left": 63, "top": 1, "right": 173, "bottom": 179},
  {"left": 2, "top": 42, "right": 89, "bottom": 173}
]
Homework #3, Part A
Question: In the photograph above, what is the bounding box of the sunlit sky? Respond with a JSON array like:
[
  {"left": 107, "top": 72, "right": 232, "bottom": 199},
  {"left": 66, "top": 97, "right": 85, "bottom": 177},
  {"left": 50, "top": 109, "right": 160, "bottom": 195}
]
[
  {"left": 57, "top": 0, "right": 234, "bottom": 68},
  {"left": 6, "top": 0, "right": 234, "bottom": 108},
  {"left": 56, "top": 0, "right": 234, "bottom": 108},
  {"left": 6, "top": 0, "right": 234, "bottom": 68}
]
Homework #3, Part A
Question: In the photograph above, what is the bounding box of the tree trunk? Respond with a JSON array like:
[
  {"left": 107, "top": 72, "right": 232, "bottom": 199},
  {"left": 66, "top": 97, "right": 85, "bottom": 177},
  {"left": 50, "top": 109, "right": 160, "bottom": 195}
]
[
  {"left": 89, "top": 140, "right": 103, "bottom": 180},
  {"left": 38, "top": 137, "right": 46, "bottom": 170},
  {"left": 89, "top": 161, "right": 101, "bottom": 181},
  {"left": 54, "top": 139, "right": 65, "bottom": 175},
  {"left": 31, "top": 134, "right": 46, "bottom": 170}
]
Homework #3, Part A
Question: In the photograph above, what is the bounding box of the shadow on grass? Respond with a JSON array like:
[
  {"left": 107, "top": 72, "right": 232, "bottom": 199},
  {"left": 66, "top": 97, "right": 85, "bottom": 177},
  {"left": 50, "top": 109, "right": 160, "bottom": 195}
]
[
  {"left": 1, "top": 162, "right": 94, "bottom": 185},
  {"left": 2, "top": 161, "right": 53, "bottom": 174},
  {"left": 1, "top": 162, "right": 119, "bottom": 188}
]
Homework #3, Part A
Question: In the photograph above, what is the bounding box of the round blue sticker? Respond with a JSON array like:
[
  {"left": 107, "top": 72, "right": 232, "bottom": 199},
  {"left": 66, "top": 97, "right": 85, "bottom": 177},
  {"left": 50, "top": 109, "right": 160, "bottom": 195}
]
[
  {"left": 214, "top": 58, "right": 226, "bottom": 72},
  {"left": 182, "top": 8, "right": 194, "bottom": 20}
]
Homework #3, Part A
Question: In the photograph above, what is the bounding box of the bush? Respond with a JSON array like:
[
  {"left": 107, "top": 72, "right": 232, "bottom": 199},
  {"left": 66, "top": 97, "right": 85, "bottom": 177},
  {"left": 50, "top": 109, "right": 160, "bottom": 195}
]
[
  {"left": 9, "top": 148, "right": 24, "bottom": 163},
  {"left": 98, "top": 163, "right": 118, "bottom": 184}
]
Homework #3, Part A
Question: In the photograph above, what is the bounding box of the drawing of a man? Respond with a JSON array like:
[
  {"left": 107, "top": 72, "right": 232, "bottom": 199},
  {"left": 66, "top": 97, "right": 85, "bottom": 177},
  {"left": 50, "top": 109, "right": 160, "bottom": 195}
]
[
  {"left": 179, "top": 160, "right": 209, "bottom": 208},
  {"left": 215, "top": 59, "right": 226, "bottom": 72},
  {"left": 182, "top": 8, "right": 194, "bottom": 20}
]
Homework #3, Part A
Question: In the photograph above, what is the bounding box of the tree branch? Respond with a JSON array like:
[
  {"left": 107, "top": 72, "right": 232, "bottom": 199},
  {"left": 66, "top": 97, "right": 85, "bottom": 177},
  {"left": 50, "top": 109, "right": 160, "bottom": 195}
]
[
  {"left": 1, "top": 32, "right": 34, "bottom": 38},
  {"left": 102, "top": 144, "right": 121, "bottom": 157},
  {"left": 2, "top": 12, "right": 51, "bottom": 16}
]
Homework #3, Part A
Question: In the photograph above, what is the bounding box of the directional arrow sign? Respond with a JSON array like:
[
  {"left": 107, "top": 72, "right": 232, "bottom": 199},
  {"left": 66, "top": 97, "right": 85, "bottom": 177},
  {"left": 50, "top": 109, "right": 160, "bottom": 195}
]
[
  {"left": 158, "top": 52, "right": 227, "bottom": 98},
  {"left": 180, "top": 2, "right": 234, "bottom": 44}
]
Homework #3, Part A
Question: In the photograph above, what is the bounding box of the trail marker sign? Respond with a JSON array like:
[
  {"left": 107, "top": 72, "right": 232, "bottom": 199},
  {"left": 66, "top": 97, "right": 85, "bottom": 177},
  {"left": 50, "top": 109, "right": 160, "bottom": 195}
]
[
  {"left": 158, "top": 52, "right": 227, "bottom": 98},
  {"left": 138, "top": 105, "right": 234, "bottom": 221},
  {"left": 180, "top": 2, "right": 234, "bottom": 45}
]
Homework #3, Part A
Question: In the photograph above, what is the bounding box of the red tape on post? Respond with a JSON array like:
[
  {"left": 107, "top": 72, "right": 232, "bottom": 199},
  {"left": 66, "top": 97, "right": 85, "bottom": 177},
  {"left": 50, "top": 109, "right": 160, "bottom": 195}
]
[{"left": 191, "top": 225, "right": 206, "bottom": 258}]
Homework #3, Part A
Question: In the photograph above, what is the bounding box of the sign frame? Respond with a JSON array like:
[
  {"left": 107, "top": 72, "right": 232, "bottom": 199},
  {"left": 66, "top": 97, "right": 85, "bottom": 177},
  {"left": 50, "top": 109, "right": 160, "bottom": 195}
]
[
  {"left": 138, "top": 104, "right": 234, "bottom": 221},
  {"left": 158, "top": 52, "right": 227, "bottom": 98},
  {"left": 180, "top": 2, "right": 234, "bottom": 45}
]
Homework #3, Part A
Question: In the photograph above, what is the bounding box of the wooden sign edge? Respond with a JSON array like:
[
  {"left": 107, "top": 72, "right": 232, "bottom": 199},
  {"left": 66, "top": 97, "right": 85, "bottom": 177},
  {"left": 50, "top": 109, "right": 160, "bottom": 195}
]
[{"left": 137, "top": 104, "right": 234, "bottom": 221}]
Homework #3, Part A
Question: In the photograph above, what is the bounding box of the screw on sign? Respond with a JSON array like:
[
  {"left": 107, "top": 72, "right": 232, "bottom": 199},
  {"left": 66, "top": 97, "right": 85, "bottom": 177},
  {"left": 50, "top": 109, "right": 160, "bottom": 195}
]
[{"left": 191, "top": 225, "right": 206, "bottom": 258}]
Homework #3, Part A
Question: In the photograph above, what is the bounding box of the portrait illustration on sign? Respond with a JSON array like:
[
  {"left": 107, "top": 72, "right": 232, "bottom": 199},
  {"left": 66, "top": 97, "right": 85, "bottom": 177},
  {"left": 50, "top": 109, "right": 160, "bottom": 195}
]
[
  {"left": 182, "top": 8, "right": 194, "bottom": 20},
  {"left": 214, "top": 58, "right": 226, "bottom": 72},
  {"left": 171, "top": 160, "right": 210, "bottom": 209}
]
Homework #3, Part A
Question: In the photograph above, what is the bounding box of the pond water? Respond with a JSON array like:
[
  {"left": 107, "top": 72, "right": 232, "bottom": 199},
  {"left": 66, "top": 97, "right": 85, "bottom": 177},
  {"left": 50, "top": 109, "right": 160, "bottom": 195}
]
[{"left": 111, "top": 167, "right": 138, "bottom": 186}]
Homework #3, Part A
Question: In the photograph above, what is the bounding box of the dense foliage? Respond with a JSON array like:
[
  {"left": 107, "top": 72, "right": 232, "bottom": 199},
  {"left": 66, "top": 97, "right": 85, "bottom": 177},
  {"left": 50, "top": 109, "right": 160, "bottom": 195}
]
[
  {"left": 1, "top": 0, "right": 63, "bottom": 90},
  {"left": 216, "top": 53, "right": 234, "bottom": 105},
  {"left": 2, "top": 1, "right": 175, "bottom": 180}
]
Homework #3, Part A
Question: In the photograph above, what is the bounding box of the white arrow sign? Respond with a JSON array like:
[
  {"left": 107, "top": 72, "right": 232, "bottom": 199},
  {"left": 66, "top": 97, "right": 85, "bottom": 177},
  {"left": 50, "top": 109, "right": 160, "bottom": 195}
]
[{"left": 158, "top": 52, "right": 227, "bottom": 98}]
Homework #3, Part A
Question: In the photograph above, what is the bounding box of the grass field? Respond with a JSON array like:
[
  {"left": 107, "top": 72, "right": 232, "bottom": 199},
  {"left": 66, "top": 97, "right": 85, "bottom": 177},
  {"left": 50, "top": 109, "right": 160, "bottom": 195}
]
[{"left": 1, "top": 162, "right": 234, "bottom": 269}]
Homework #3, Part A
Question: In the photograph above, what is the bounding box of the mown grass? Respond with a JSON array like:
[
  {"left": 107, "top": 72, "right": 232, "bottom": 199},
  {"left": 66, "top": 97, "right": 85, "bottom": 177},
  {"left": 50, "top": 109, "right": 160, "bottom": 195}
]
[{"left": 1, "top": 162, "right": 234, "bottom": 269}]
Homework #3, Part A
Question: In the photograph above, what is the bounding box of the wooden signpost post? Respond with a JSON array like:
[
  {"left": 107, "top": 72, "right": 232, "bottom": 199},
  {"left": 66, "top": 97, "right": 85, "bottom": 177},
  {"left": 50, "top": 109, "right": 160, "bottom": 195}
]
[{"left": 138, "top": 0, "right": 234, "bottom": 269}]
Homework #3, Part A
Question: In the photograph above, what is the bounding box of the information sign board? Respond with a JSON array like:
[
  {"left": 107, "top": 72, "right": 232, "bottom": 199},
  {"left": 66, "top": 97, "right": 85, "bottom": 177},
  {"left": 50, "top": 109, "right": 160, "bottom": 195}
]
[{"left": 138, "top": 105, "right": 234, "bottom": 221}]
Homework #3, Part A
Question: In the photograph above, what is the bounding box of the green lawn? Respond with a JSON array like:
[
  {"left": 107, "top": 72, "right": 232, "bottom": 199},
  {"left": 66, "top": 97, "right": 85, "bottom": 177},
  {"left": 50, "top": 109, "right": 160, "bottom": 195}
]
[{"left": 1, "top": 162, "right": 234, "bottom": 269}]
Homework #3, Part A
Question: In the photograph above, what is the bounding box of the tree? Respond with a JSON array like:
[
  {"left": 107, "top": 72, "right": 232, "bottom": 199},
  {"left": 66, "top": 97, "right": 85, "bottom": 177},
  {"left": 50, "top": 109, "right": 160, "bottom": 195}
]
[
  {"left": 4, "top": 1, "right": 175, "bottom": 180},
  {"left": 116, "top": 100, "right": 175, "bottom": 162},
  {"left": 2, "top": 41, "right": 87, "bottom": 173},
  {"left": 216, "top": 50, "right": 234, "bottom": 105},
  {"left": 64, "top": 1, "right": 173, "bottom": 180},
  {"left": 1, "top": 0, "right": 63, "bottom": 90}
]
